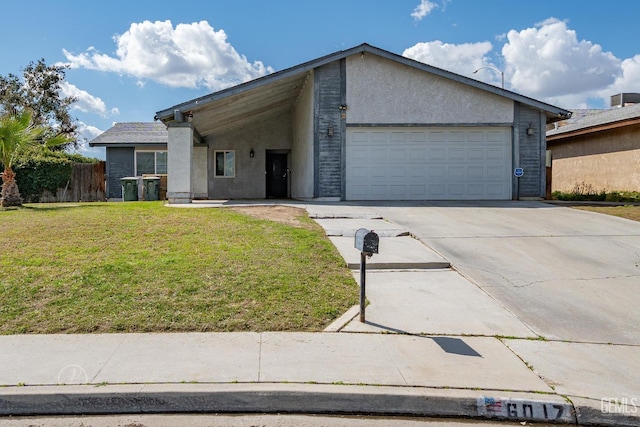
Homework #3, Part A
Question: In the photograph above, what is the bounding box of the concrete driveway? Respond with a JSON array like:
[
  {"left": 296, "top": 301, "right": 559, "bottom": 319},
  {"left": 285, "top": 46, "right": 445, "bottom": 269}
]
[{"left": 375, "top": 201, "right": 640, "bottom": 345}]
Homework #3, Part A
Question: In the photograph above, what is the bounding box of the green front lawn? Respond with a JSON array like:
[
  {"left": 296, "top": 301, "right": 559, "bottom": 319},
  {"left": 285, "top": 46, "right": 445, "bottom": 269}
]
[{"left": 0, "top": 202, "right": 357, "bottom": 334}]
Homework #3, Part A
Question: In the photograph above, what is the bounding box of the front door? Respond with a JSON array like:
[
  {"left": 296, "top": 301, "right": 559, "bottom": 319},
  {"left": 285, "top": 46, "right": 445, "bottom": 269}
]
[{"left": 266, "top": 152, "right": 288, "bottom": 198}]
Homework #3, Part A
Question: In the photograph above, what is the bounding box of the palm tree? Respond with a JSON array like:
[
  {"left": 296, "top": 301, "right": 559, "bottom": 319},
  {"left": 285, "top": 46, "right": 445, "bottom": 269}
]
[{"left": 0, "top": 111, "right": 70, "bottom": 207}]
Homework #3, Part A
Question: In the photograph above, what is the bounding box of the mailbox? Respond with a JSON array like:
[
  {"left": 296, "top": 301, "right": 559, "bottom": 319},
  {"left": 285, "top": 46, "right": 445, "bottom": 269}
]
[{"left": 354, "top": 228, "right": 379, "bottom": 256}]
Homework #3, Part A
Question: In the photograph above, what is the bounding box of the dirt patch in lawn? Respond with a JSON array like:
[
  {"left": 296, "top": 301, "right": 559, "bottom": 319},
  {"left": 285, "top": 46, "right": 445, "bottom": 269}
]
[{"left": 229, "top": 205, "right": 315, "bottom": 229}]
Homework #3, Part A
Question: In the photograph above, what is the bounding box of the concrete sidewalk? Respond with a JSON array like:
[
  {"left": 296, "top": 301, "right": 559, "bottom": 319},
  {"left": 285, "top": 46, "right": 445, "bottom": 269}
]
[
  {"left": 1, "top": 201, "right": 638, "bottom": 426},
  {"left": 0, "top": 332, "right": 573, "bottom": 422}
]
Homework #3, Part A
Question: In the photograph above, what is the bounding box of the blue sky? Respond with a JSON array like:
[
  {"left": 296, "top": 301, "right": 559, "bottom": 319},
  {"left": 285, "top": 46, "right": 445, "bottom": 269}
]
[{"left": 2, "top": 0, "right": 639, "bottom": 159}]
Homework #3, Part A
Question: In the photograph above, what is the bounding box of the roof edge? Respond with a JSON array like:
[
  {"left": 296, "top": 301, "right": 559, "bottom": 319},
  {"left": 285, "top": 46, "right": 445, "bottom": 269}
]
[
  {"left": 547, "top": 116, "right": 640, "bottom": 141},
  {"left": 155, "top": 43, "right": 571, "bottom": 123}
]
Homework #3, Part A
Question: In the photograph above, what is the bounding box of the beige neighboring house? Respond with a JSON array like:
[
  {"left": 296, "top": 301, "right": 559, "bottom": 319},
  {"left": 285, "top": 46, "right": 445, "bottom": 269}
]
[{"left": 547, "top": 94, "right": 640, "bottom": 193}]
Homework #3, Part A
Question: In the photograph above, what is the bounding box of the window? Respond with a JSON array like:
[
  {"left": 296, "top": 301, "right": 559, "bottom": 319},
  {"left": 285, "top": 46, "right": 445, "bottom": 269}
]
[
  {"left": 215, "top": 150, "right": 235, "bottom": 177},
  {"left": 135, "top": 151, "right": 167, "bottom": 176}
]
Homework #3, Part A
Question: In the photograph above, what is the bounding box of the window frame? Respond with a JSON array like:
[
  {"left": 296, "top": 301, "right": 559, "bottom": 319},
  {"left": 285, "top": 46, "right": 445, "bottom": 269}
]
[
  {"left": 214, "top": 150, "right": 236, "bottom": 178},
  {"left": 134, "top": 150, "right": 168, "bottom": 176}
]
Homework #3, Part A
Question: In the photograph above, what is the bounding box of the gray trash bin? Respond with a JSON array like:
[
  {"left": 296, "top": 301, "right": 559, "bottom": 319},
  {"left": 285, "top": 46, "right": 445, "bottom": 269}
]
[
  {"left": 143, "top": 176, "right": 161, "bottom": 201},
  {"left": 120, "top": 177, "right": 139, "bottom": 201}
]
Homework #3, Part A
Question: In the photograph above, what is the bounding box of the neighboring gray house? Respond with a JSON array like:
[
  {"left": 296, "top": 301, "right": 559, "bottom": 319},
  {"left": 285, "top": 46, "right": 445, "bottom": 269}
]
[
  {"left": 155, "top": 43, "right": 571, "bottom": 203},
  {"left": 89, "top": 122, "right": 168, "bottom": 199}
]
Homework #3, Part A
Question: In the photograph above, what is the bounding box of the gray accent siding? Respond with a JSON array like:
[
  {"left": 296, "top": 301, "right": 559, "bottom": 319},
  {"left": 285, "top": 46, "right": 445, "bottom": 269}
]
[
  {"left": 516, "top": 103, "right": 545, "bottom": 198},
  {"left": 314, "top": 61, "right": 343, "bottom": 198},
  {"left": 106, "top": 147, "right": 134, "bottom": 198}
]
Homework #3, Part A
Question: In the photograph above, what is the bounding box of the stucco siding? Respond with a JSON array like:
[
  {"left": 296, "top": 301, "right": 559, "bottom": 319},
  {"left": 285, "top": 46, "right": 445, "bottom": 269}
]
[
  {"left": 167, "top": 124, "right": 193, "bottom": 203},
  {"left": 192, "top": 145, "right": 208, "bottom": 199},
  {"left": 550, "top": 126, "right": 640, "bottom": 192},
  {"left": 208, "top": 115, "right": 292, "bottom": 199},
  {"left": 291, "top": 72, "right": 314, "bottom": 199},
  {"left": 346, "top": 54, "right": 514, "bottom": 124}
]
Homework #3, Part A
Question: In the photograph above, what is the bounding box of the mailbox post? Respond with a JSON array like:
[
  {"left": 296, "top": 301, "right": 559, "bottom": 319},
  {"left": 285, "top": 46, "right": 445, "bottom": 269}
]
[{"left": 354, "top": 228, "right": 379, "bottom": 323}]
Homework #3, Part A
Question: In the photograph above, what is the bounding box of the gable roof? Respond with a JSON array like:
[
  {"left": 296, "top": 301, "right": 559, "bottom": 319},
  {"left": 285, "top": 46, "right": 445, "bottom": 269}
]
[
  {"left": 155, "top": 43, "right": 571, "bottom": 137},
  {"left": 547, "top": 103, "right": 640, "bottom": 141},
  {"left": 89, "top": 122, "right": 168, "bottom": 147}
]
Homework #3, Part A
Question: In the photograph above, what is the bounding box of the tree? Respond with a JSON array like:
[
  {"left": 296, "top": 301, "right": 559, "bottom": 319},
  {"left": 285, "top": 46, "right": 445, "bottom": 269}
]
[
  {"left": 0, "top": 111, "right": 70, "bottom": 207},
  {"left": 0, "top": 59, "right": 78, "bottom": 149}
]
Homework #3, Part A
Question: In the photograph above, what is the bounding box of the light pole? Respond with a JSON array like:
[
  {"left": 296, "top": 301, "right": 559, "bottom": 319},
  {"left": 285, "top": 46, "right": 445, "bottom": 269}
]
[{"left": 473, "top": 65, "right": 504, "bottom": 89}]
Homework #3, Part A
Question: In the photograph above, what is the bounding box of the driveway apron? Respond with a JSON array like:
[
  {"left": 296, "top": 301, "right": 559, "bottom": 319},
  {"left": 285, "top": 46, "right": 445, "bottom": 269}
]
[{"left": 376, "top": 201, "right": 640, "bottom": 345}]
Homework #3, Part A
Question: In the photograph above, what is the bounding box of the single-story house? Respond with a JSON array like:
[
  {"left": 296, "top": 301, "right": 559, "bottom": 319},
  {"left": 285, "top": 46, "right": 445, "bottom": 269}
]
[
  {"left": 89, "top": 122, "right": 168, "bottom": 199},
  {"left": 547, "top": 94, "right": 640, "bottom": 192},
  {"left": 155, "top": 43, "right": 571, "bottom": 203}
]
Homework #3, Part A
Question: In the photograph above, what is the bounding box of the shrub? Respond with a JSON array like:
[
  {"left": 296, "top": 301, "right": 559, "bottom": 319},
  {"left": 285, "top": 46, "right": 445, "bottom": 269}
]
[
  {"left": 552, "top": 183, "right": 640, "bottom": 203},
  {"left": 2, "top": 149, "right": 98, "bottom": 202}
]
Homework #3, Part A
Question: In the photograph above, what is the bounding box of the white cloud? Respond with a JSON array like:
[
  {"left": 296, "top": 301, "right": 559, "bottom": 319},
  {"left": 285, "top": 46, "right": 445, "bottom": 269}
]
[
  {"left": 502, "top": 18, "right": 620, "bottom": 105},
  {"left": 597, "top": 54, "right": 640, "bottom": 103},
  {"left": 403, "top": 40, "right": 494, "bottom": 77},
  {"left": 403, "top": 18, "right": 640, "bottom": 109},
  {"left": 411, "top": 0, "right": 437, "bottom": 21},
  {"left": 77, "top": 121, "right": 103, "bottom": 141},
  {"left": 63, "top": 20, "right": 274, "bottom": 91},
  {"left": 69, "top": 121, "right": 106, "bottom": 160},
  {"left": 59, "top": 81, "right": 114, "bottom": 117}
]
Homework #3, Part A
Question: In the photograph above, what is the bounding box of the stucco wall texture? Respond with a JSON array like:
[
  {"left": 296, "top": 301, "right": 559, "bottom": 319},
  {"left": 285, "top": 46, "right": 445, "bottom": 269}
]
[
  {"left": 207, "top": 114, "right": 292, "bottom": 199},
  {"left": 346, "top": 54, "right": 513, "bottom": 124},
  {"left": 291, "top": 72, "right": 314, "bottom": 199},
  {"left": 550, "top": 126, "right": 640, "bottom": 192}
]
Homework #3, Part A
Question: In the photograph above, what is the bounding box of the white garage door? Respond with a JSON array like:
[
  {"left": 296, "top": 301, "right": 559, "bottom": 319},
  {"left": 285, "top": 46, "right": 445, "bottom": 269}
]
[{"left": 346, "top": 127, "right": 512, "bottom": 200}]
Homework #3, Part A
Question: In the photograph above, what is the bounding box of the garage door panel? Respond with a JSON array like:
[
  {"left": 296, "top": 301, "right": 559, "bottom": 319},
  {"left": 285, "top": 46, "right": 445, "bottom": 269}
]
[
  {"left": 468, "top": 166, "right": 485, "bottom": 179},
  {"left": 487, "top": 147, "right": 505, "bottom": 160},
  {"left": 487, "top": 166, "right": 506, "bottom": 179},
  {"left": 449, "top": 131, "right": 466, "bottom": 142},
  {"left": 429, "top": 184, "right": 446, "bottom": 196},
  {"left": 448, "top": 166, "right": 466, "bottom": 179},
  {"left": 429, "top": 147, "right": 446, "bottom": 161},
  {"left": 371, "top": 132, "right": 388, "bottom": 142},
  {"left": 429, "top": 165, "right": 447, "bottom": 179},
  {"left": 389, "top": 149, "right": 407, "bottom": 162},
  {"left": 468, "top": 131, "right": 485, "bottom": 142},
  {"left": 409, "top": 184, "right": 426, "bottom": 196},
  {"left": 468, "top": 148, "right": 485, "bottom": 161},
  {"left": 409, "top": 166, "right": 426, "bottom": 178},
  {"left": 448, "top": 148, "right": 466, "bottom": 161},
  {"left": 390, "top": 167, "right": 406, "bottom": 178},
  {"left": 389, "top": 185, "right": 407, "bottom": 197},
  {"left": 487, "top": 184, "right": 508, "bottom": 196},
  {"left": 351, "top": 166, "right": 368, "bottom": 179},
  {"left": 346, "top": 127, "right": 512, "bottom": 200},
  {"left": 487, "top": 130, "right": 505, "bottom": 142},
  {"left": 391, "top": 132, "right": 407, "bottom": 142},
  {"left": 410, "top": 132, "right": 427, "bottom": 142},
  {"left": 409, "top": 148, "right": 426, "bottom": 160},
  {"left": 468, "top": 183, "right": 485, "bottom": 197},
  {"left": 448, "top": 183, "right": 465, "bottom": 196}
]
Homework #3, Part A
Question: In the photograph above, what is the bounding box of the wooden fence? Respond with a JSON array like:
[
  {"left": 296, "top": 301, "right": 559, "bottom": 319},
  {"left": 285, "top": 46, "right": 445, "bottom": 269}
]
[{"left": 38, "top": 162, "right": 106, "bottom": 202}]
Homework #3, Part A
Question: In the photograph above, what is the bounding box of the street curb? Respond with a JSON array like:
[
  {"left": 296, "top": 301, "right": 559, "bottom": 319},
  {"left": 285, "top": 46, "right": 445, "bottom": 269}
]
[
  {"left": 323, "top": 305, "right": 360, "bottom": 332},
  {"left": 574, "top": 400, "right": 640, "bottom": 427},
  {"left": 344, "top": 261, "right": 451, "bottom": 270},
  {"left": 0, "top": 384, "right": 579, "bottom": 424}
]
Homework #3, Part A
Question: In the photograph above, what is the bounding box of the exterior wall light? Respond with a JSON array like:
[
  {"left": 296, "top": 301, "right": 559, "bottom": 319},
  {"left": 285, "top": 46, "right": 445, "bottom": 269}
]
[
  {"left": 527, "top": 123, "right": 535, "bottom": 136},
  {"left": 249, "top": 148, "right": 255, "bottom": 158}
]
